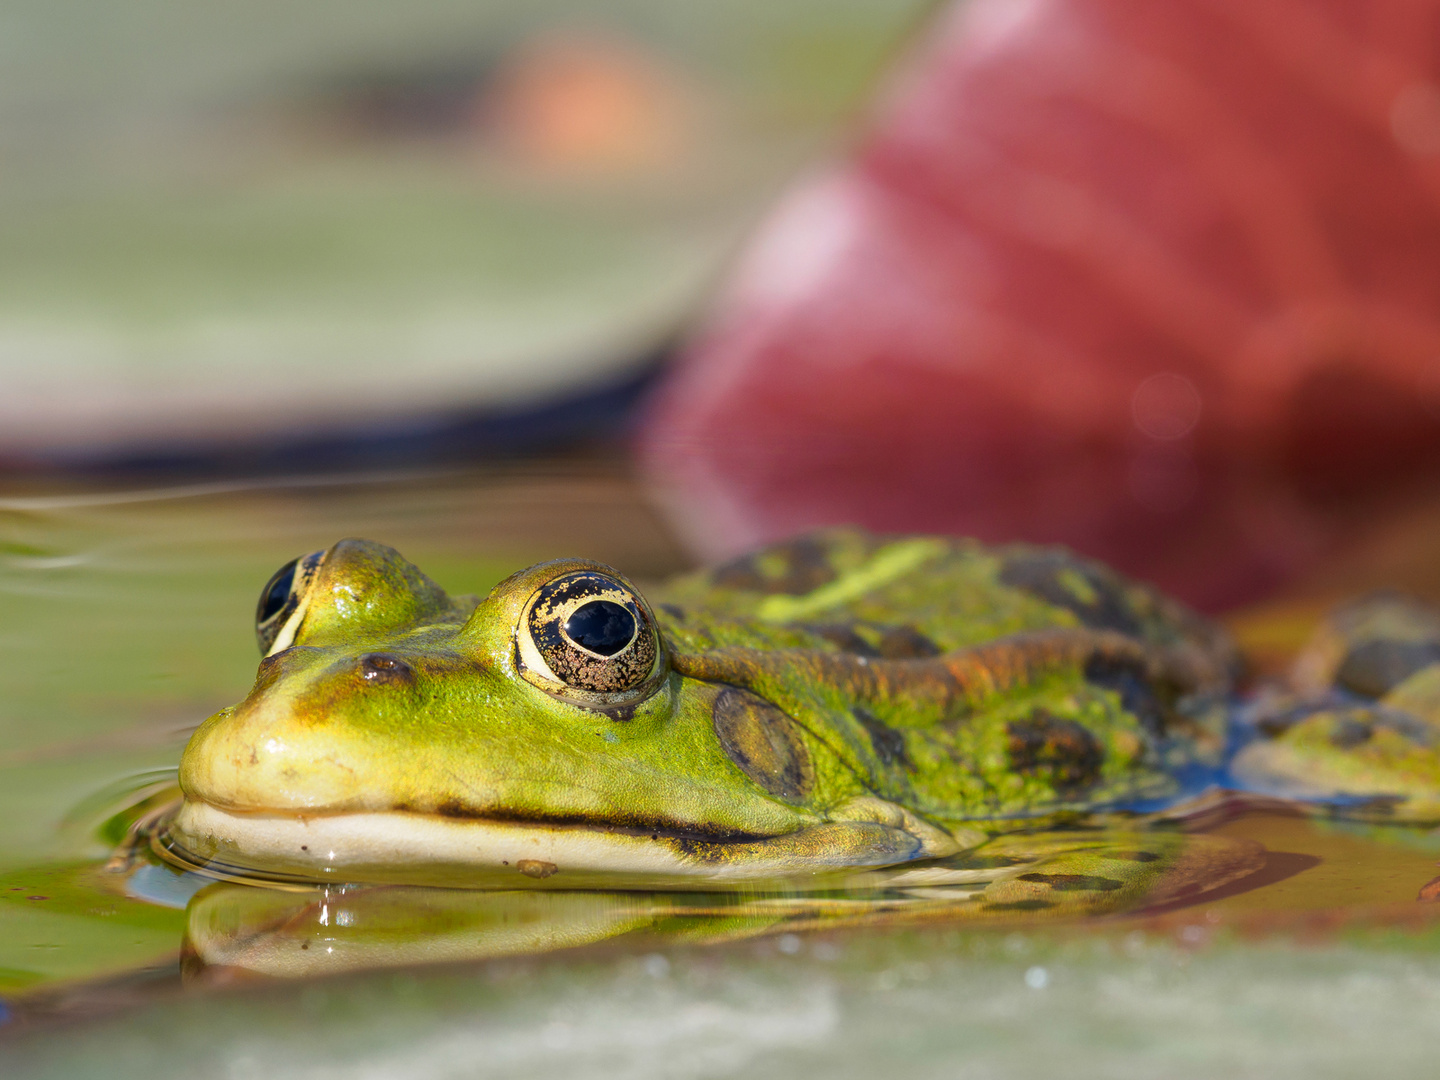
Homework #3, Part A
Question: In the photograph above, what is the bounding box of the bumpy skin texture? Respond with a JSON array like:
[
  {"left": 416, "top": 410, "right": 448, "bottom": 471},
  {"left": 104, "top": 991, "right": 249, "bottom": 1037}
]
[
  {"left": 654, "top": 530, "right": 1235, "bottom": 824},
  {"left": 172, "top": 530, "right": 1440, "bottom": 887}
]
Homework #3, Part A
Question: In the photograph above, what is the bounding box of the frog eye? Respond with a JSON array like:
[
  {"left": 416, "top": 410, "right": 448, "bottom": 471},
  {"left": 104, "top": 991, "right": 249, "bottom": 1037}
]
[
  {"left": 255, "top": 550, "right": 326, "bottom": 656},
  {"left": 516, "top": 570, "right": 662, "bottom": 702}
]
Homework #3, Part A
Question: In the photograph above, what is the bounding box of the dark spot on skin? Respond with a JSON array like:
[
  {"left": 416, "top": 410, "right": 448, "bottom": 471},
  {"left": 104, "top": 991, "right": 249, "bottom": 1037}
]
[
  {"left": 1017, "top": 873, "right": 1124, "bottom": 892},
  {"left": 671, "top": 838, "right": 728, "bottom": 863},
  {"left": 1351, "top": 708, "right": 1434, "bottom": 747},
  {"left": 798, "top": 620, "right": 939, "bottom": 661},
  {"left": 503, "top": 861, "right": 509, "bottom": 866},
  {"left": 877, "top": 626, "right": 941, "bottom": 659},
  {"left": 710, "top": 558, "right": 768, "bottom": 592},
  {"left": 301, "top": 845, "right": 308, "bottom": 851},
  {"left": 1328, "top": 715, "right": 1374, "bottom": 748},
  {"left": 852, "top": 706, "right": 913, "bottom": 770},
  {"left": 1000, "top": 552, "right": 1142, "bottom": 636},
  {"left": 1336, "top": 640, "right": 1440, "bottom": 698},
  {"left": 1377, "top": 710, "right": 1438, "bottom": 747},
  {"left": 1256, "top": 711, "right": 1301, "bottom": 739},
  {"left": 658, "top": 604, "right": 686, "bottom": 622},
  {"left": 1109, "top": 850, "right": 1161, "bottom": 862},
  {"left": 805, "top": 623, "right": 881, "bottom": 657},
  {"left": 712, "top": 537, "right": 838, "bottom": 596},
  {"left": 517, "top": 860, "right": 557, "bottom": 879},
  {"left": 359, "top": 653, "right": 413, "bottom": 685},
  {"left": 1084, "top": 657, "right": 1168, "bottom": 738},
  {"left": 1272, "top": 706, "right": 1435, "bottom": 749},
  {"left": 1006, "top": 713, "right": 1105, "bottom": 791},
  {"left": 985, "top": 900, "right": 1055, "bottom": 911},
  {"left": 302, "top": 941, "right": 310, "bottom": 949},
  {"left": 712, "top": 687, "right": 814, "bottom": 800}
]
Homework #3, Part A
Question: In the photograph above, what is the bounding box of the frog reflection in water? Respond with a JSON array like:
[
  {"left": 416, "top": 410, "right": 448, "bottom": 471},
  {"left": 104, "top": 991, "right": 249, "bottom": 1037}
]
[{"left": 164, "top": 530, "right": 1440, "bottom": 898}]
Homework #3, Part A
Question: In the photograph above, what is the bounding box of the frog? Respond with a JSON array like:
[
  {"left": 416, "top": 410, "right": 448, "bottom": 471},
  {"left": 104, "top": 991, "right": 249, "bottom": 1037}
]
[{"left": 160, "top": 529, "right": 1440, "bottom": 890}]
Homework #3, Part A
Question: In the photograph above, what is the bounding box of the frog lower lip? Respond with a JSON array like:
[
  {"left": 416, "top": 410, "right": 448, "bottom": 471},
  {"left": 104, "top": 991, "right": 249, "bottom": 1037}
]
[
  {"left": 160, "top": 799, "right": 930, "bottom": 887},
  {"left": 163, "top": 799, "right": 783, "bottom": 885}
]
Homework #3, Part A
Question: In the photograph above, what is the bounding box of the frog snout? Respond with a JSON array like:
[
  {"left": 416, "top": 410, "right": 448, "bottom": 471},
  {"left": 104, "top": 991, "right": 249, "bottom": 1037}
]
[{"left": 177, "top": 679, "right": 370, "bottom": 814}]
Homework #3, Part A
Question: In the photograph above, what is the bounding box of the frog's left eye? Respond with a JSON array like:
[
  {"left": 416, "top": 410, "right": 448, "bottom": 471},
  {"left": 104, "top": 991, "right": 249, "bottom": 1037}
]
[
  {"left": 255, "top": 550, "right": 326, "bottom": 656},
  {"left": 516, "top": 570, "right": 663, "bottom": 704}
]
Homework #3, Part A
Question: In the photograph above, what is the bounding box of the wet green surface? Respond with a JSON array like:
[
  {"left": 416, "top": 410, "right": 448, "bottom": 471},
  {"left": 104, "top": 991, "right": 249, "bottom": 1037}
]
[
  {"left": 0, "top": 865, "right": 183, "bottom": 995},
  {"left": 10, "top": 916, "right": 1440, "bottom": 1079}
]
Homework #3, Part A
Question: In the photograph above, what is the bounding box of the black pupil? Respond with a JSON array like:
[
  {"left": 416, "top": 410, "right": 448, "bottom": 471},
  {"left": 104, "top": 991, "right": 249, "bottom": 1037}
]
[
  {"left": 564, "top": 600, "right": 636, "bottom": 656},
  {"left": 258, "top": 559, "right": 298, "bottom": 624}
]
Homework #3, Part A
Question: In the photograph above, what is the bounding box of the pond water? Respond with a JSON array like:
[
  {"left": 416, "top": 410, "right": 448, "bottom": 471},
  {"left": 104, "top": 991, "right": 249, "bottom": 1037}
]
[{"left": 4, "top": 465, "right": 1440, "bottom": 1077}]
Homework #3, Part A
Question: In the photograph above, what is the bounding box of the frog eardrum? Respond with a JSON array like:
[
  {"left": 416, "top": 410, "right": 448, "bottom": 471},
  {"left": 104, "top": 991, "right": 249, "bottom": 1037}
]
[
  {"left": 255, "top": 550, "right": 326, "bottom": 656},
  {"left": 515, "top": 570, "right": 662, "bottom": 704}
]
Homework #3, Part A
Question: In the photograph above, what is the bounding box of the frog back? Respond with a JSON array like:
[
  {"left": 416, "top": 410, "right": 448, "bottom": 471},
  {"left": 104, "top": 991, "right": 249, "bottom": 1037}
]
[{"left": 652, "top": 530, "right": 1235, "bottom": 828}]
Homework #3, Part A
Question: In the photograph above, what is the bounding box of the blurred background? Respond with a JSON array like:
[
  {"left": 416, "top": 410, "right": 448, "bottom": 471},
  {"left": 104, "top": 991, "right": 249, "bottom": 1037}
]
[
  {"left": 9, "top": 0, "right": 1440, "bottom": 617},
  {"left": 0, "top": 0, "right": 932, "bottom": 471}
]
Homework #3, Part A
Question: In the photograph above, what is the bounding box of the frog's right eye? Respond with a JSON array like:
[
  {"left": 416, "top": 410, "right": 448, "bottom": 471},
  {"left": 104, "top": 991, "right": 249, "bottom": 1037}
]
[
  {"left": 514, "top": 568, "right": 666, "bottom": 706},
  {"left": 255, "top": 550, "right": 326, "bottom": 656}
]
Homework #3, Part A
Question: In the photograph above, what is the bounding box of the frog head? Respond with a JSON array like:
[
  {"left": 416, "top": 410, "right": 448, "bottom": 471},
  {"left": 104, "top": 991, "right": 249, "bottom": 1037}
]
[{"left": 171, "top": 539, "right": 931, "bottom": 887}]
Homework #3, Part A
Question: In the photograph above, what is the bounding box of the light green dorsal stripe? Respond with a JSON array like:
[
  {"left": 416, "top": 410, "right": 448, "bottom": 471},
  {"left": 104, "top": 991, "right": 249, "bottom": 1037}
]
[{"left": 756, "top": 538, "right": 949, "bottom": 623}]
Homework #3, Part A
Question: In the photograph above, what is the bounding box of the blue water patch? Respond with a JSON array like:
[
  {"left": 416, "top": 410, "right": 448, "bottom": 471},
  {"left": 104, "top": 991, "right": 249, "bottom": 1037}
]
[{"left": 124, "top": 864, "right": 213, "bottom": 909}]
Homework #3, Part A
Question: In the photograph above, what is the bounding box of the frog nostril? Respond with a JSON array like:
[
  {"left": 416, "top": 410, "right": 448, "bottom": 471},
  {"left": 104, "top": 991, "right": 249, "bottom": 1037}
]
[{"left": 358, "top": 653, "right": 412, "bottom": 683}]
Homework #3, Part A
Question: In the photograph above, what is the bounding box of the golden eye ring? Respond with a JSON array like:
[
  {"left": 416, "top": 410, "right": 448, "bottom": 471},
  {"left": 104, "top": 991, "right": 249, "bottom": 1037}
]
[{"left": 515, "top": 570, "right": 665, "bottom": 705}]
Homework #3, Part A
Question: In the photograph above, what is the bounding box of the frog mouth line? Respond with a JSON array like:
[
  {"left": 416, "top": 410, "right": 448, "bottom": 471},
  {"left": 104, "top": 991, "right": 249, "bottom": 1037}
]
[
  {"left": 405, "top": 800, "right": 780, "bottom": 846},
  {"left": 160, "top": 799, "right": 928, "bottom": 888}
]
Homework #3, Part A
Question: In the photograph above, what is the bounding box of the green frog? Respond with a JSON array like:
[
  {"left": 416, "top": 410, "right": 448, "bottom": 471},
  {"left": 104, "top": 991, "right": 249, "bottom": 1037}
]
[{"left": 161, "top": 530, "right": 1440, "bottom": 890}]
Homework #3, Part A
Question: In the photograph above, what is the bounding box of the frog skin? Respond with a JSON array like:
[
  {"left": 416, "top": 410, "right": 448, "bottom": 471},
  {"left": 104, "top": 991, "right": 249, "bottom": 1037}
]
[{"left": 165, "top": 530, "right": 1440, "bottom": 889}]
